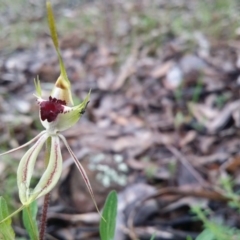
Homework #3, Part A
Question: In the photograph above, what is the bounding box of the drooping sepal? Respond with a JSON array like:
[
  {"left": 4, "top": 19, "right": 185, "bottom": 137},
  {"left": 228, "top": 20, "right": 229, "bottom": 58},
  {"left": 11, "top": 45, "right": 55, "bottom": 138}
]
[
  {"left": 59, "top": 134, "right": 101, "bottom": 216},
  {"left": 46, "top": 1, "right": 73, "bottom": 106}
]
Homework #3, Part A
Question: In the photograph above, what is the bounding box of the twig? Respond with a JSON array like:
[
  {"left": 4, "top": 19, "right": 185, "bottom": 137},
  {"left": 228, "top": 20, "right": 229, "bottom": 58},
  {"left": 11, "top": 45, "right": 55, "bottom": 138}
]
[
  {"left": 166, "top": 145, "right": 209, "bottom": 187},
  {"left": 111, "top": 45, "right": 139, "bottom": 91},
  {"left": 127, "top": 186, "right": 229, "bottom": 240}
]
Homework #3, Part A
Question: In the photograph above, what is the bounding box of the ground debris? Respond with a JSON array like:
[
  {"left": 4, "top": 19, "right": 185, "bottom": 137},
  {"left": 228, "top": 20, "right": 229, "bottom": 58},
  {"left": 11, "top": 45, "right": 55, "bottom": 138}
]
[{"left": 1, "top": 1, "right": 240, "bottom": 239}]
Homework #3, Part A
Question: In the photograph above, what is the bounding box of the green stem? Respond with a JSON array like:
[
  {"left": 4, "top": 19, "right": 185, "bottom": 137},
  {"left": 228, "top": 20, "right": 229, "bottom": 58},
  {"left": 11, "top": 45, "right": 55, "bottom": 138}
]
[
  {"left": 0, "top": 205, "right": 25, "bottom": 224},
  {"left": 39, "top": 137, "right": 51, "bottom": 240}
]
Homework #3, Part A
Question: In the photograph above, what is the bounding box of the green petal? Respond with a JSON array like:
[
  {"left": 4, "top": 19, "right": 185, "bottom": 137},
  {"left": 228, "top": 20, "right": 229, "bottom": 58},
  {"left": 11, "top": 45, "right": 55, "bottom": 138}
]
[
  {"left": 29, "top": 135, "right": 62, "bottom": 202},
  {"left": 55, "top": 91, "right": 90, "bottom": 132},
  {"left": 17, "top": 133, "right": 49, "bottom": 204},
  {"left": 0, "top": 131, "right": 46, "bottom": 157}
]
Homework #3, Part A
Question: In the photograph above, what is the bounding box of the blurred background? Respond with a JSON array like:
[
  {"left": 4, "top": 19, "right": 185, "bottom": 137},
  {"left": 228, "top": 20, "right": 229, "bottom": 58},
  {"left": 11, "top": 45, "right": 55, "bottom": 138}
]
[{"left": 1, "top": 0, "right": 240, "bottom": 239}]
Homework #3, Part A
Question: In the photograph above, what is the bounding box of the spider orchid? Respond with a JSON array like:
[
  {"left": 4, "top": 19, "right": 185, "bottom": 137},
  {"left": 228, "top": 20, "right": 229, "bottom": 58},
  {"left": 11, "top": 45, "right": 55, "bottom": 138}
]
[{"left": 0, "top": 2, "right": 99, "bottom": 215}]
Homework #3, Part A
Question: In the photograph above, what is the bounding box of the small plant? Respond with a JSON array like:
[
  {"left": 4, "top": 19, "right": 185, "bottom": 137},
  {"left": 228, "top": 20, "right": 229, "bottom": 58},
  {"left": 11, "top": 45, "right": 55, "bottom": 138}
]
[
  {"left": 192, "top": 78, "right": 203, "bottom": 103},
  {"left": 220, "top": 175, "right": 240, "bottom": 211},
  {"left": 191, "top": 205, "right": 240, "bottom": 240},
  {"left": 190, "top": 175, "right": 240, "bottom": 240}
]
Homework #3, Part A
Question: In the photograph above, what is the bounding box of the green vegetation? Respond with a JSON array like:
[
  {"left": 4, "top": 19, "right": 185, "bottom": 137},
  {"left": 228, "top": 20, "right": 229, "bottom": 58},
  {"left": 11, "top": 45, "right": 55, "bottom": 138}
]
[
  {"left": 22, "top": 201, "right": 39, "bottom": 240},
  {"left": 190, "top": 205, "right": 240, "bottom": 240},
  {"left": 0, "top": 197, "right": 15, "bottom": 240},
  {"left": 0, "top": 0, "right": 238, "bottom": 51},
  {"left": 189, "top": 175, "right": 240, "bottom": 240}
]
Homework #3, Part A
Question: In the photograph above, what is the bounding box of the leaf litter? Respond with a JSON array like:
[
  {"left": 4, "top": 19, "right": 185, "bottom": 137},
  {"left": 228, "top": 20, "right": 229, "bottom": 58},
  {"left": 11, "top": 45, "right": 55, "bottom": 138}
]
[{"left": 1, "top": 0, "right": 240, "bottom": 239}]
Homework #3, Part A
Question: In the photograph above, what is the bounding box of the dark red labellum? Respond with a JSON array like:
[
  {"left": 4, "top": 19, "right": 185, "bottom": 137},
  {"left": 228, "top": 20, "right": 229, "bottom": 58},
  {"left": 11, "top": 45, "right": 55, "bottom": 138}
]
[{"left": 40, "top": 96, "right": 66, "bottom": 122}]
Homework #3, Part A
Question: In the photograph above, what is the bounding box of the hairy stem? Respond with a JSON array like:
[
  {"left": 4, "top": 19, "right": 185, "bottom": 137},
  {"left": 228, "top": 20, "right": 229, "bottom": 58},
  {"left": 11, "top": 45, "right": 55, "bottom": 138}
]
[
  {"left": 39, "top": 137, "right": 51, "bottom": 240},
  {"left": 39, "top": 192, "right": 50, "bottom": 240}
]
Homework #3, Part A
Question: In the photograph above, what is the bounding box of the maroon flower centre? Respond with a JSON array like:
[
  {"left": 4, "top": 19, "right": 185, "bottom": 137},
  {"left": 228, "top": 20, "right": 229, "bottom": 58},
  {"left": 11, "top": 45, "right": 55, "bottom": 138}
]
[{"left": 40, "top": 97, "right": 66, "bottom": 122}]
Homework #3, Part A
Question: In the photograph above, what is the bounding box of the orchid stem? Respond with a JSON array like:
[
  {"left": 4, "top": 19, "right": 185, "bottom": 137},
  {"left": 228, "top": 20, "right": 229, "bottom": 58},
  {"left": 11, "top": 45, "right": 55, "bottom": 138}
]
[
  {"left": 39, "top": 137, "right": 51, "bottom": 240},
  {"left": 39, "top": 192, "right": 50, "bottom": 240}
]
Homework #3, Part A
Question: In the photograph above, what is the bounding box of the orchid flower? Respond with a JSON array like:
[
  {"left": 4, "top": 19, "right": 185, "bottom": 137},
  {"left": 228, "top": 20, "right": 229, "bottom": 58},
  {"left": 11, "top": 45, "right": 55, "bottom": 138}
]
[{"left": 0, "top": 2, "right": 99, "bottom": 215}]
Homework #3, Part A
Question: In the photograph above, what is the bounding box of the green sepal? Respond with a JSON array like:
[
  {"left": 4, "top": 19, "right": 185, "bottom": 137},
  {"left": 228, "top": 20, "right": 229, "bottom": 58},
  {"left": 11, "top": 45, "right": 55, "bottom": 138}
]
[
  {"left": 46, "top": 1, "right": 70, "bottom": 85},
  {"left": 46, "top": 1, "right": 73, "bottom": 105}
]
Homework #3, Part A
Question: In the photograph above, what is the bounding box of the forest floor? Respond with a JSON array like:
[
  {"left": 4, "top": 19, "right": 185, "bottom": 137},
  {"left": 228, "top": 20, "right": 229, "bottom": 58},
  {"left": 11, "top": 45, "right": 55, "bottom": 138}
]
[{"left": 1, "top": 0, "right": 240, "bottom": 239}]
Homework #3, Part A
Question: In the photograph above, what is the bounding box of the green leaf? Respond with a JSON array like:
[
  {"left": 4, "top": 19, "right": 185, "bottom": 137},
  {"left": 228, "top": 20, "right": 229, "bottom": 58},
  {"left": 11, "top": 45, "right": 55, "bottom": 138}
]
[
  {"left": 100, "top": 191, "right": 118, "bottom": 240},
  {"left": 196, "top": 229, "right": 215, "bottom": 240},
  {"left": 22, "top": 201, "right": 39, "bottom": 240},
  {"left": 0, "top": 197, "right": 15, "bottom": 240},
  {"left": 150, "top": 232, "right": 156, "bottom": 240}
]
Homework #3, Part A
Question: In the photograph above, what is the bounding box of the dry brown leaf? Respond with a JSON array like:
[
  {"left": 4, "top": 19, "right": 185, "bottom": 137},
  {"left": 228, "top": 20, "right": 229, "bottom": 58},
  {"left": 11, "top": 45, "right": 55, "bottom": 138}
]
[{"left": 150, "top": 60, "right": 174, "bottom": 79}]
